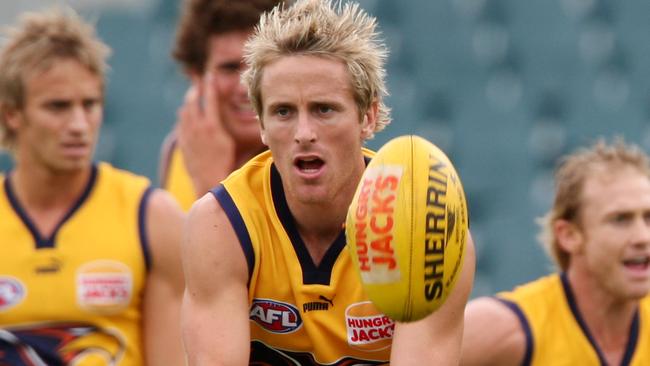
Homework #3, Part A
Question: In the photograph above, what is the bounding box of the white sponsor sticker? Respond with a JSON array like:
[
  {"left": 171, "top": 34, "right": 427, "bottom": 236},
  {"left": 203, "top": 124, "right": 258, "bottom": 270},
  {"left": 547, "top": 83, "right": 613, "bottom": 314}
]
[
  {"left": 345, "top": 301, "right": 394, "bottom": 351},
  {"left": 77, "top": 260, "right": 132, "bottom": 314}
]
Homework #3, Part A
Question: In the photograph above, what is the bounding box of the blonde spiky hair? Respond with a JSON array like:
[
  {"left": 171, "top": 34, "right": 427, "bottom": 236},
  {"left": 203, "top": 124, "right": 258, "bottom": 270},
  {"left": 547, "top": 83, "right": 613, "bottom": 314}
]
[{"left": 242, "top": 0, "right": 390, "bottom": 138}]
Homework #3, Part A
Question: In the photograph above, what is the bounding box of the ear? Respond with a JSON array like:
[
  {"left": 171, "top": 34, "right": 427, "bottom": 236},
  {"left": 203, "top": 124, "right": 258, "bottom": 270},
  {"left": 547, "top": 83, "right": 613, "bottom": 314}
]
[
  {"left": 2, "top": 105, "right": 22, "bottom": 132},
  {"left": 554, "top": 219, "right": 584, "bottom": 255},
  {"left": 259, "top": 121, "right": 268, "bottom": 146},
  {"left": 360, "top": 99, "right": 378, "bottom": 140}
]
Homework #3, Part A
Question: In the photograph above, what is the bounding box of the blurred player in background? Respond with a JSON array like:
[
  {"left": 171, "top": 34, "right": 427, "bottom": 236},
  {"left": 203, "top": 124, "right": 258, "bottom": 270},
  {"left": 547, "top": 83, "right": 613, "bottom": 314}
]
[
  {"left": 159, "top": 0, "right": 284, "bottom": 211},
  {"left": 0, "top": 8, "right": 185, "bottom": 365},
  {"left": 462, "top": 140, "right": 650, "bottom": 365},
  {"left": 181, "top": 0, "right": 475, "bottom": 364}
]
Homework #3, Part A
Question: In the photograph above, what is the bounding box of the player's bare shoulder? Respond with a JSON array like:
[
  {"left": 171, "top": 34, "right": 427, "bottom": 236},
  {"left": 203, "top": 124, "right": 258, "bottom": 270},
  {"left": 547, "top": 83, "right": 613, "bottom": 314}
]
[
  {"left": 184, "top": 191, "right": 230, "bottom": 255},
  {"left": 183, "top": 190, "right": 249, "bottom": 287},
  {"left": 462, "top": 296, "right": 527, "bottom": 366}
]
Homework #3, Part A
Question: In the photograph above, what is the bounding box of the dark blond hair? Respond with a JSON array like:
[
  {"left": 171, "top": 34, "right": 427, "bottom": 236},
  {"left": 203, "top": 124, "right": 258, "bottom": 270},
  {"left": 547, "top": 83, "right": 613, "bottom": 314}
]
[
  {"left": 0, "top": 7, "right": 110, "bottom": 149},
  {"left": 539, "top": 139, "right": 650, "bottom": 271},
  {"left": 242, "top": 0, "right": 390, "bottom": 137}
]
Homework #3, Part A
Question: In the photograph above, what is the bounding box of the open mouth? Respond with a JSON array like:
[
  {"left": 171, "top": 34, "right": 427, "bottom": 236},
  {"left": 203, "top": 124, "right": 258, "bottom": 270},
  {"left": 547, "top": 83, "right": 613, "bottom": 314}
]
[
  {"left": 295, "top": 157, "right": 325, "bottom": 174},
  {"left": 623, "top": 256, "right": 650, "bottom": 271}
]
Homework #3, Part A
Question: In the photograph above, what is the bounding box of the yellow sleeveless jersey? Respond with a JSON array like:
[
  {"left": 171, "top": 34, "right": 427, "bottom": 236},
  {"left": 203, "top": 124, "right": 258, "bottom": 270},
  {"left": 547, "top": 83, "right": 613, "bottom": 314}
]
[
  {"left": 213, "top": 150, "right": 392, "bottom": 365},
  {"left": 497, "top": 273, "right": 650, "bottom": 366},
  {"left": 0, "top": 163, "right": 152, "bottom": 366},
  {"left": 161, "top": 142, "right": 196, "bottom": 212}
]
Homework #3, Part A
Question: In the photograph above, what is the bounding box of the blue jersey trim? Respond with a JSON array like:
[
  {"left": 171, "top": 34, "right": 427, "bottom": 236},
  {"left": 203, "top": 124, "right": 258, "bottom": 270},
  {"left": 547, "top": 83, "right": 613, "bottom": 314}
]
[
  {"left": 621, "top": 310, "right": 640, "bottom": 366},
  {"left": 270, "top": 164, "right": 346, "bottom": 285},
  {"left": 561, "top": 273, "right": 640, "bottom": 366},
  {"left": 211, "top": 185, "right": 255, "bottom": 283},
  {"left": 159, "top": 136, "right": 178, "bottom": 189},
  {"left": 561, "top": 273, "right": 607, "bottom": 365},
  {"left": 495, "top": 297, "right": 534, "bottom": 366},
  {"left": 4, "top": 165, "right": 98, "bottom": 249},
  {"left": 138, "top": 186, "right": 154, "bottom": 272}
]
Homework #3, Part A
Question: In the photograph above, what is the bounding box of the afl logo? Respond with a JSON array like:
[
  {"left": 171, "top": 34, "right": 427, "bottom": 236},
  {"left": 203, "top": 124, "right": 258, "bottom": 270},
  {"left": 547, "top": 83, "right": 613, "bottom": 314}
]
[
  {"left": 250, "top": 299, "right": 302, "bottom": 334},
  {"left": 0, "top": 276, "right": 26, "bottom": 311}
]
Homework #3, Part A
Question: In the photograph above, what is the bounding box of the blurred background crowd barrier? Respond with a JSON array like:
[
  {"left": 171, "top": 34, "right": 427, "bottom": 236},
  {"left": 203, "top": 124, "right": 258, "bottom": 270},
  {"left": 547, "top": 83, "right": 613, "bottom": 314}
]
[{"left": 2, "top": 0, "right": 649, "bottom": 297}]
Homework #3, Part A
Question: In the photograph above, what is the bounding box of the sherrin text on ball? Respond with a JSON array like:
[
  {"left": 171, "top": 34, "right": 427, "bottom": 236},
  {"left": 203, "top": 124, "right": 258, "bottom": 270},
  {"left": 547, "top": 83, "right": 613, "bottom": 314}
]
[{"left": 346, "top": 135, "right": 468, "bottom": 322}]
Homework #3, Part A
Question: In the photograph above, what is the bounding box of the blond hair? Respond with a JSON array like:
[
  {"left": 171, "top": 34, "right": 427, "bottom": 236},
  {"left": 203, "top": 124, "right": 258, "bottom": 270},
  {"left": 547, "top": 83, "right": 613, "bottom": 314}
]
[
  {"left": 539, "top": 138, "right": 650, "bottom": 271},
  {"left": 242, "top": 0, "right": 390, "bottom": 137},
  {"left": 0, "top": 7, "right": 110, "bottom": 149}
]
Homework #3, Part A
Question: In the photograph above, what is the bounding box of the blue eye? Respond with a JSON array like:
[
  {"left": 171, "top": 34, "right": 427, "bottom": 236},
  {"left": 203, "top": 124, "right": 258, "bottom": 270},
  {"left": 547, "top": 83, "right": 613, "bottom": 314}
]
[{"left": 317, "top": 105, "right": 333, "bottom": 114}]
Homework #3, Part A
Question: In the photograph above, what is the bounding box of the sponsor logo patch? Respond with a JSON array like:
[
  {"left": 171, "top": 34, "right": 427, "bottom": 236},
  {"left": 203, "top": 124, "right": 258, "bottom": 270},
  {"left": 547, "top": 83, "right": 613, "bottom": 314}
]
[
  {"left": 302, "top": 301, "right": 329, "bottom": 313},
  {"left": 34, "top": 256, "right": 63, "bottom": 274},
  {"left": 76, "top": 260, "right": 132, "bottom": 314},
  {"left": 250, "top": 299, "right": 302, "bottom": 334},
  {"left": 345, "top": 301, "right": 394, "bottom": 351},
  {"left": 0, "top": 276, "right": 25, "bottom": 311}
]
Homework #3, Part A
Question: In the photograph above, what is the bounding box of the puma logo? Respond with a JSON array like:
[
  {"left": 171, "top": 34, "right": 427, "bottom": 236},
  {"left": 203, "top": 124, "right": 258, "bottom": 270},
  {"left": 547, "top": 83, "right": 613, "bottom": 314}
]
[{"left": 319, "top": 295, "right": 334, "bottom": 307}]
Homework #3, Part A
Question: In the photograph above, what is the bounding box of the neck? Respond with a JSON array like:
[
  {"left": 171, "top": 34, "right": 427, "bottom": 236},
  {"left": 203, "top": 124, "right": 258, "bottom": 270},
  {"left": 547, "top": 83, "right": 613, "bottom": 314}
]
[
  {"left": 286, "top": 154, "right": 366, "bottom": 265},
  {"left": 566, "top": 269, "right": 639, "bottom": 361},
  {"left": 11, "top": 162, "right": 92, "bottom": 211},
  {"left": 289, "top": 197, "right": 349, "bottom": 266}
]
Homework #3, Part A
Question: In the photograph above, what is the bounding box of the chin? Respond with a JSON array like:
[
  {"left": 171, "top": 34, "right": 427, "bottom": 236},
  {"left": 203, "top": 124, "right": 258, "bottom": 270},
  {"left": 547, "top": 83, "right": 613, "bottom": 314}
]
[
  {"left": 615, "top": 279, "right": 650, "bottom": 300},
  {"left": 292, "top": 185, "right": 330, "bottom": 205},
  {"left": 52, "top": 160, "right": 91, "bottom": 174}
]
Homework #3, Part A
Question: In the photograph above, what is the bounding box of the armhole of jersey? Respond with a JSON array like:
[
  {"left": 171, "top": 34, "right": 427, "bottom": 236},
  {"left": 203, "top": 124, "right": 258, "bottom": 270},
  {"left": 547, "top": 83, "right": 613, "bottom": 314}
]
[
  {"left": 138, "top": 186, "right": 154, "bottom": 272},
  {"left": 211, "top": 185, "right": 255, "bottom": 286},
  {"left": 158, "top": 133, "right": 177, "bottom": 189},
  {"left": 495, "top": 297, "right": 534, "bottom": 366}
]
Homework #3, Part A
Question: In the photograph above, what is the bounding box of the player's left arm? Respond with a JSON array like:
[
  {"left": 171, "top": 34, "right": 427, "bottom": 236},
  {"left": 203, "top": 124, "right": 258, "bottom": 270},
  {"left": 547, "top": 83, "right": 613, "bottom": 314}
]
[
  {"left": 390, "top": 231, "right": 476, "bottom": 365},
  {"left": 142, "top": 189, "right": 186, "bottom": 366}
]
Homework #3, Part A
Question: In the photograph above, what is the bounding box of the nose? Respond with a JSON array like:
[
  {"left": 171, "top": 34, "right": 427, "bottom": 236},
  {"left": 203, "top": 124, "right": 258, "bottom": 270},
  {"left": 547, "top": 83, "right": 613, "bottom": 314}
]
[
  {"left": 68, "top": 105, "right": 90, "bottom": 133},
  {"left": 236, "top": 78, "right": 248, "bottom": 96},
  {"left": 293, "top": 113, "right": 317, "bottom": 145},
  {"left": 631, "top": 216, "right": 650, "bottom": 248}
]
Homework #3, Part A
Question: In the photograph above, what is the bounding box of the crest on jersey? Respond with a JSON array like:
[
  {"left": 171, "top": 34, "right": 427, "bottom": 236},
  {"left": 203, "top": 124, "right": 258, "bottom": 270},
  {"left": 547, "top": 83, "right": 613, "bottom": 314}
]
[
  {"left": 0, "top": 322, "right": 125, "bottom": 365},
  {"left": 0, "top": 276, "right": 26, "bottom": 311},
  {"left": 250, "top": 299, "right": 303, "bottom": 334}
]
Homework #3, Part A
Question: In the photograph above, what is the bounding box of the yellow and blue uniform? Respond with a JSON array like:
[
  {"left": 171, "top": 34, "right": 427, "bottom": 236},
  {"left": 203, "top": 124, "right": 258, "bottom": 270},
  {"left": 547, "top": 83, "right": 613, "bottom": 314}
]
[
  {"left": 213, "top": 150, "right": 392, "bottom": 365},
  {"left": 497, "top": 273, "right": 650, "bottom": 366},
  {"left": 0, "top": 163, "right": 152, "bottom": 366},
  {"left": 161, "top": 142, "right": 196, "bottom": 212}
]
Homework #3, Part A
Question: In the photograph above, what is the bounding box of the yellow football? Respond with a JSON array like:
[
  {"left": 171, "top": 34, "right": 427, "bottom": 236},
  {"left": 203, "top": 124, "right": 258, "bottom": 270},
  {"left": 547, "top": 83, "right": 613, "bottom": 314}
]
[{"left": 346, "top": 135, "right": 468, "bottom": 322}]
